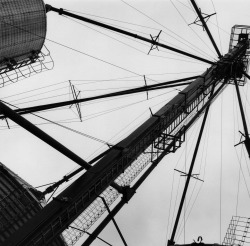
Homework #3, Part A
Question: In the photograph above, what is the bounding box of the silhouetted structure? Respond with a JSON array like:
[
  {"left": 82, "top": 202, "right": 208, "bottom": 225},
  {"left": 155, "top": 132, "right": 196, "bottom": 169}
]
[
  {"left": 0, "top": 163, "right": 66, "bottom": 245},
  {"left": 0, "top": 0, "right": 250, "bottom": 245}
]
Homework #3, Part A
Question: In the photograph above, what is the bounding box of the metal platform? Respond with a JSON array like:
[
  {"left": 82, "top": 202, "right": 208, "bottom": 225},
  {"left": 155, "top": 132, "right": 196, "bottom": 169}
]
[
  {"left": 223, "top": 216, "right": 250, "bottom": 246},
  {"left": 228, "top": 25, "right": 250, "bottom": 86}
]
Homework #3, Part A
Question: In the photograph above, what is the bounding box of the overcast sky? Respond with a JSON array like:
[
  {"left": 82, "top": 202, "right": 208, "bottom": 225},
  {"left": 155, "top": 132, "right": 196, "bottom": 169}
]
[{"left": 1, "top": 0, "right": 250, "bottom": 246}]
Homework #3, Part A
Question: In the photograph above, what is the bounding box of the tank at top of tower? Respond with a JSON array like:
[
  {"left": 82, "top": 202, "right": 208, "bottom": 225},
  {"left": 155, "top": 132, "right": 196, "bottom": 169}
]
[{"left": 0, "top": 0, "right": 53, "bottom": 87}]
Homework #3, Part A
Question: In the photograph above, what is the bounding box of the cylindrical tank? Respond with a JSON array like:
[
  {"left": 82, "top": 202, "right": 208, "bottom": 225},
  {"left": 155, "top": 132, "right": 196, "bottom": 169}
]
[{"left": 0, "top": 0, "right": 47, "bottom": 69}]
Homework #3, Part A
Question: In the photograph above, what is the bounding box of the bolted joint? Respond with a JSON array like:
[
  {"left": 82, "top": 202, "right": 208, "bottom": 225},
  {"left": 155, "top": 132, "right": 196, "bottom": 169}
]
[
  {"left": 43, "top": 185, "right": 55, "bottom": 195},
  {"left": 45, "top": 4, "right": 52, "bottom": 13},
  {"left": 63, "top": 175, "right": 69, "bottom": 182},
  {"left": 59, "top": 8, "right": 64, "bottom": 15},
  {"left": 168, "top": 239, "right": 175, "bottom": 246}
]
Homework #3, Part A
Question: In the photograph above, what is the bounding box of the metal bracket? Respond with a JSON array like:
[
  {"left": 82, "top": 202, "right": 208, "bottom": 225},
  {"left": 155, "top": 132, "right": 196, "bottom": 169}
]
[
  {"left": 234, "top": 130, "right": 250, "bottom": 157},
  {"left": 149, "top": 107, "right": 161, "bottom": 118},
  {"left": 189, "top": 9, "right": 216, "bottom": 31},
  {"left": 174, "top": 169, "right": 204, "bottom": 182},
  {"left": 154, "top": 127, "right": 185, "bottom": 152}
]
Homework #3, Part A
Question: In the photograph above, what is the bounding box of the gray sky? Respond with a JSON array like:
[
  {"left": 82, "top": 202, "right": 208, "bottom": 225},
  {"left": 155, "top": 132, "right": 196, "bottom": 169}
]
[{"left": 1, "top": 0, "right": 250, "bottom": 246}]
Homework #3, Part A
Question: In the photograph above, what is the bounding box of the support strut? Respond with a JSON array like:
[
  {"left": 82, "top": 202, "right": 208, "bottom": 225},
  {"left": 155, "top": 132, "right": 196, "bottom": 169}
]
[
  {"left": 69, "top": 226, "right": 113, "bottom": 246},
  {"left": 0, "top": 101, "right": 125, "bottom": 195},
  {"left": 0, "top": 76, "right": 198, "bottom": 117},
  {"left": 234, "top": 76, "right": 250, "bottom": 157},
  {"left": 190, "top": 0, "right": 222, "bottom": 58},
  {"left": 100, "top": 196, "right": 128, "bottom": 246},
  {"left": 46, "top": 4, "right": 214, "bottom": 65},
  {"left": 0, "top": 101, "right": 91, "bottom": 170},
  {"left": 168, "top": 84, "right": 215, "bottom": 245}
]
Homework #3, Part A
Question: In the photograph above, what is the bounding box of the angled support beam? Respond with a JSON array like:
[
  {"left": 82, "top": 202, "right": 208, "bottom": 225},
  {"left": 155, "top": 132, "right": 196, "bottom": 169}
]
[
  {"left": 0, "top": 101, "right": 91, "bottom": 170},
  {"left": 43, "top": 147, "right": 114, "bottom": 195},
  {"left": 168, "top": 83, "right": 215, "bottom": 245},
  {"left": 100, "top": 196, "right": 128, "bottom": 246},
  {"left": 69, "top": 226, "right": 113, "bottom": 246},
  {"left": 0, "top": 76, "right": 198, "bottom": 117},
  {"left": 190, "top": 0, "right": 222, "bottom": 58},
  {"left": 243, "top": 71, "right": 250, "bottom": 80},
  {"left": 82, "top": 161, "right": 160, "bottom": 246},
  {"left": 82, "top": 197, "right": 127, "bottom": 246},
  {"left": 46, "top": 5, "right": 214, "bottom": 65},
  {"left": 0, "top": 103, "right": 125, "bottom": 195},
  {"left": 234, "top": 76, "right": 250, "bottom": 157}
]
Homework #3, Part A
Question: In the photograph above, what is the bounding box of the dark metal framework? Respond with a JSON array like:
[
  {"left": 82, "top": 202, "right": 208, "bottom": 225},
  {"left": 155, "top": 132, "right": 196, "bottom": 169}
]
[
  {"left": 2, "top": 39, "right": 249, "bottom": 246},
  {"left": 1, "top": 1, "right": 250, "bottom": 246}
]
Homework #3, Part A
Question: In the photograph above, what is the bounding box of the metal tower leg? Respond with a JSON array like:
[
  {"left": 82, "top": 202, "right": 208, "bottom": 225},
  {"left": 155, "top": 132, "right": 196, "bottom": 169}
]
[
  {"left": 234, "top": 77, "right": 250, "bottom": 157},
  {"left": 168, "top": 85, "right": 215, "bottom": 245},
  {"left": 100, "top": 196, "right": 128, "bottom": 246}
]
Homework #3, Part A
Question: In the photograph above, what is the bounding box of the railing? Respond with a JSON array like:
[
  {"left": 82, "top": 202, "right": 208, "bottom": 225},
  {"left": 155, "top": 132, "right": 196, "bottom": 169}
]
[
  {"left": 29, "top": 70, "right": 224, "bottom": 246},
  {"left": 223, "top": 216, "right": 250, "bottom": 246}
]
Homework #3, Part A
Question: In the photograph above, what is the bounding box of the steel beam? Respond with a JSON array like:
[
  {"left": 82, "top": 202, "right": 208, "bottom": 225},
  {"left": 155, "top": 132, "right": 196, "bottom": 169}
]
[
  {"left": 243, "top": 71, "right": 250, "bottom": 80},
  {"left": 0, "top": 101, "right": 91, "bottom": 170},
  {"left": 0, "top": 76, "right": 198, "bottom": 117},
  {"left": 46, "top": 5, "right": 214, "bottom": 65},
  {"left": 168, "top": 83, "right": 215, "bottom": 245},
  {"left": 43, "top": 148, "right": 113, "bottom": 195},
  {"left": 100, "top": 197, "right": 128, "bottom": 246},
  {"left": 190, "top": 0, "right": 222, "bottom": 58}
]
